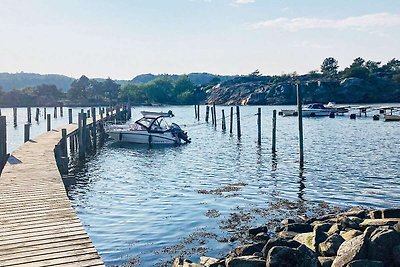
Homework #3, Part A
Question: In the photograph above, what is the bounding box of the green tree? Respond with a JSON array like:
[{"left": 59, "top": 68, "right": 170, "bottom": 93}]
[
  {"left": 68, "top": 75, "right": 90, "bottom": 100},
  {"left": 145, "top": 78, "right": 174, "bottom": 103},
  {"left": 321, "top": 57, "right": 339, "bottom": 78},
  {"left": 174, "top": 75, "right": 195, "bottom": 96},
  {"left": 119, "top": 83, "right": 147, "bottom": 103}
]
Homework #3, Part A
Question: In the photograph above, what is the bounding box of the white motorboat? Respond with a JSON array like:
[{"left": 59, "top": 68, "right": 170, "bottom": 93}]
[
  {"left": 302, "top": 103, "right": 334, "bottom": 117},
  {"left": 105, "top": 111, "right": 190, "bottom": 145},
  {"left": 280, "top": 109, "right": 298, "bottom": 117},
  {"left": 384, "top": 114, "right": 400, "bottom": 121}
]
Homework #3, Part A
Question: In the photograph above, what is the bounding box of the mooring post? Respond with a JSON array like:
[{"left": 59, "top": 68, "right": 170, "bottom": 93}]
[
  {"left": 296, "top": 81, "right": 304, "bottom": 167},
  {"left": 68, "top": 108, "right": 73, "bottom": 124},
  {"left": 13, "top": 107, "right": 17, "bottom": 127},
  {"left": 87, "top": 109, "right": 91, "bottom": 118},
  {"left": 236, "top": 106, "right": 241, "bottom": 139},
  {"left": 213, "top": 103, "right": 217, "bottom": 127},
  {"left": 54, "top": 106, "right": 57, "bottom": 118},
  {"left": 61, "top": 128, "right": 67, "bottom": 157},
  {"left": 222, "top": 109, "right": 226, "bottom": 132},
  {"left": 205, "top": 106, "right": 210, "bottom": 122},
  {"left": 47, "top": 114, "right": 51, "bottom": 131},
  {"left": 44, "top": 107, "right": 47, "bottom": 117},
  {"left": 92, "top": 107, "right": 97, "bottom": 150},
  {"left": 194, "top": 105, "right": 197, "bottom": 119},
  {"left": 60, "top": 105, "right": 63, "bottom": 117},
  {"left": 272, "top": 109, "right": 277, "bottom": 153},
  {"left": 24, "top": 123, "right": 30, "bottom": 143},
  {"left": 230, "top": 106, "right": 233, "bottom": 134},
  {"left": 197, "top": 105, "right": 200, "bottom": 121},
  {"left": 35, "top": 108, "right": 40, "bottom": 122},
  {"left": 257, "top": 108, "right": 261, "bottom": 145},
  {"left": 0, "top": 116, "right": 7, "bottom": 161},
  {"left": 211, "top": 107, "right": 215, "bottom": 125},
  {"left": 27, "top": 107, "right": 32, "bottom": 124},
  {"left": 79, "top": 113, "right": 86, "bottom": 159}
]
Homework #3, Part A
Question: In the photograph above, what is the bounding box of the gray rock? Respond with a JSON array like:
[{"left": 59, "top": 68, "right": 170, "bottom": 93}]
[
  {"left": 345, "top": 260, "right": 384, "bottom": 267},
  {"left": 369, "top": 210, "right": 382, "bottom": 219},
  {"left": 297, "top": 244, "right": 318, "bottom": 267},
  {"left": 200, "top": 256, "right": 223, "bottom": 267},
  {"left": 340, "top": 229, "right": 363, "bottom": 241},
  {"left": 285, "top": 223, "right": 312, "bottom": 233},
  {"left": 249, "top": 226, "right": 268, "bottom": 236},
  {"left": 234, "top": 243, "right": 266, "bottom": 256},
  {"left": 277, "top": 230, "right": 299, "bottom": 239},
  {"left": 328, "top": 223, "right": 342, "bottom": 235},
  {"left": 294, "top": 232, "right": 316, "bottom": 252},
  {"left": 281, "top": 218, "right": 295, "bottom": 225},
  {"left": 266, "top": 246, "right": 299, "bottom": 267},
  {"left": 331, "top": 234, "right": 368, "bottom": 267},
  {"left": 173, "top": 257, "right": 204, "bottom": 267},
  {"left": 382, "top": 208, "right": 400, "bottom": 219},
  {"left": 314, "top": 222, "right": 333, "bottom": 233},
  {"left": 367, "top": 229, "right": 400, "bottom": 265},
  {"left": 319, "top": 256, "right": 335, "bottom": 267},
  {"left": 226, "top": 256, "right": 265, "bottom": 267},
  {"left": 393, "top": 244, "right": 400, "bottom": 265},
  {"left": 255, "top": 232, "right": 270, "bottom": 241},
  {"left": 319, "top": 234, "right": 345, "bottom": 257},
  {"left": 262, "top": 238, "right": 301, "bottom": 257},
  {"left": 342, "top": 208, "right": 367, "bottom": 219},
  {"left": 360, "top": 219, "right": 400, "bottom": 229}
]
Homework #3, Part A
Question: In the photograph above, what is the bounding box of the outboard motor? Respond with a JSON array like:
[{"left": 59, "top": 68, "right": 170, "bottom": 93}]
[{"left": 171, "top": 123, "right": 191, "bottom": 143}]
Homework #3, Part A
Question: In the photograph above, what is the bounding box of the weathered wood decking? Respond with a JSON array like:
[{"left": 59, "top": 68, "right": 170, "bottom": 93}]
[{"left": 0, "top": 123, "right": 104, "bottom": 267}]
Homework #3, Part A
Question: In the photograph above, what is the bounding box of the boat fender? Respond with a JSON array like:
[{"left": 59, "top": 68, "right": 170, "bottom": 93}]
[{"left": 119, "top": 131, "right": 122, "bottom": 141}]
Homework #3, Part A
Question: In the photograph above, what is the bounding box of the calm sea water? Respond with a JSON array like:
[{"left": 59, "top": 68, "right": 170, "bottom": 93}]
[{"left": 3, "top": 105, "right": 400, "bottom": 266}]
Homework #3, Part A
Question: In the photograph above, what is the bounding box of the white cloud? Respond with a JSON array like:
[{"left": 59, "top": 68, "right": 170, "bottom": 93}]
[
  {"left": 234, "top": 0, "right": 255, "bottom": 4},
  {"left": 253, "top": 13, "right": 400, "bottom": 31}
]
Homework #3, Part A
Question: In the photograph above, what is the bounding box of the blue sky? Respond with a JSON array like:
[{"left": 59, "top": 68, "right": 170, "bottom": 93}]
[{"left": 0, "top": 0, "right": 399, "bottom": 79}]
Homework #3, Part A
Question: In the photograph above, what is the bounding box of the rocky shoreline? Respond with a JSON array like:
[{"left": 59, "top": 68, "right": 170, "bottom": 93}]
[{"left": 173, "top": 207, "right": 400, "bottom": 267}]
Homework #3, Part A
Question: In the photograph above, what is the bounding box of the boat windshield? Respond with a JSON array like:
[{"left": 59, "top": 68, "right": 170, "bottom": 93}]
[
  {"left": 308, "top": 103, "right": 326, "bottom": 109},
  {"left": 134, "top": 117, "right": 169, "bottom": 132}
]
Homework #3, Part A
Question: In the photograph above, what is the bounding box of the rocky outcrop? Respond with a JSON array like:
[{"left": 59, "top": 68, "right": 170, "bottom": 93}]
[{"left": 173, "top": 207, "right": 400, "bottom": 267}]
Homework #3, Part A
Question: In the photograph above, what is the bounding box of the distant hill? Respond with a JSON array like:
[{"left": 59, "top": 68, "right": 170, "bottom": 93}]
[
  {"left": 131, "top": 72, "right": 236, "bottom": 86},
  {"left": 0, "top": 72, "right": 75, "bottom": 92}
]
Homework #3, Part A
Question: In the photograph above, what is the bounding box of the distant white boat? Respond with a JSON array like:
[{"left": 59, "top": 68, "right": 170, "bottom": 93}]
[
  {"left": 384, "top": 114, "right": 400, "bottom": 121},
  {"left": 281, "top": 109, "right": 298, "bottom": 117},
  {"left": 302, "top": 103, "right": 334, "bottom": 117}
]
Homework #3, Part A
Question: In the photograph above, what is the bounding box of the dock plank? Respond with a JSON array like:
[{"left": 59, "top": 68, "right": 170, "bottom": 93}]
[{"left": 0, "top": 121, "right": 105, "bottom": 266}]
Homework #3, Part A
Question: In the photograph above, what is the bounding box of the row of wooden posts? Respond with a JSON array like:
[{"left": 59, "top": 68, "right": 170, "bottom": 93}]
[
  {"left": 0, "top": 105, "right": 131, "bottom": 175},
  {"left": 194, "top": 82, "right": 304, "bottom": 166},
  {"left": 195, "top": 104, "right": 277, "bottom": 151},
  {"left": 0, "top": 106, "right": 66, "bottom": 127}
]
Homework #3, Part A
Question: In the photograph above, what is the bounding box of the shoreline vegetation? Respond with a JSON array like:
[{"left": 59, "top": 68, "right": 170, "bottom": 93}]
[
  {"left": 0, "top": 57, "right": 399, "bottom": 108},
  {"left": 173, "top": 207, "right": 400, "bottom": 267}
]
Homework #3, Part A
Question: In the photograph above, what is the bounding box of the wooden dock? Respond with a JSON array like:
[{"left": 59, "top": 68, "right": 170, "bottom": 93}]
[{"left": 0, "top": 123, "right": 104, "bottom": 267}]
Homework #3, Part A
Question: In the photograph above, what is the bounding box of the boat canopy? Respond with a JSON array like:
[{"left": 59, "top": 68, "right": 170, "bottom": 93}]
[
  {"left": 307, "top": 103, "right": 327, "bottom": 109},
  {"left": 134, "top": 116, "right": 171, "bottom": 133}
]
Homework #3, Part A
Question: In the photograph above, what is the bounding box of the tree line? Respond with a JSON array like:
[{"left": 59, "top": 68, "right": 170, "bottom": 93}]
[{"left": 0, "top": 57, "right": 399, "bottom": 107}]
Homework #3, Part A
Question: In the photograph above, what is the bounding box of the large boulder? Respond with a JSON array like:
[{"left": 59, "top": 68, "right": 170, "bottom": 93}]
[
  {"left": 318, "top": 256, "right": 335, "bottom": 267},
  {"left": 367, "top": 229, "right": 400, "bottom": 265},
  {"left": 345, "top": 260, "right": 384, "bottom": 267},
  {"left": 319, "top": 234, "right": 345, "bottom": 257},
  {"left": 226, "top": 256, "right": 265, "bottom": 267},
  {"left": 331, "top": 234, "right": 368, "bottom": 267},
  {"left": 285, "top": 223, "right": 312, "bottom": 233},
  {"left": 360, "top": 219, "right": 400, "bottom": 229},
  {"left": 173, "top": 257, "right": 204, "bottom": 267},
  {"left": 266, "top": 246, "right": 300, "bottom": 267},
  {"left": 393, "top": 245, "right": 400, "bottom": 265},
  {"left": 340, "top": 229, "right": 362, "bottom": 241},
  {"left": 233, "top": 243, "right": 266, "bottom": 256},
  {"left": 262, "top": 238, "right": 301, "bottom": 257}
]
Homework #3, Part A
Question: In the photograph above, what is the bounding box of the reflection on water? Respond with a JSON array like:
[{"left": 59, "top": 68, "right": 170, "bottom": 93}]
[{"left": 63, "top": 105, "right": 400, "bottom": 266}]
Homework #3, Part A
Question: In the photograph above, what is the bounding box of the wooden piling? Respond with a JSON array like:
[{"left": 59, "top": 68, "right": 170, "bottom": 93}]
[
  {"left": 211, "top": 107, "right": 215, "bottom": 125},
  {"left": 230, "top": 106, "right": 233, "bottom": 134},
  {"left": 0, "top": 116, "right": 7, "bottom": 160},
  {"left": 27, "top": 107, "right": 32, "bottom": 124},
  {"left": 24, "top": 123, "right": 30, "bottom": 142},
  {"left": 222, "top": 109, "right": 226, "bottom": 131},
  {"left": 213, "top": 103, "right": 217, "bottom": 127},
  {"left": 205, "top": 106, "right": 210, "bottom": 122},
  {"left": 54, "top": 106, "right": 57, "bottom": 118},
  {"left": 257, "top": 108, "right": 261, "bottom": 145},
  {"left": 87, "top": 109, "right": 91, "bottom": 118},
  {"left": 272, "top": 110, "right": 277, "bottom": 153},
  {"left": 13, "top": 107, "right": 17, "bottom": 127},
  {"left": 78, "top": 113, "right": 85, "bottom": 159},
  {"left": 68, "top": 108, "right": 73, "bottom": 124},
  {"left": 35, "top": 108, "right": 40, "bottom": 122},
  {"left": 236, "top": 106, "right": 241, "bottom": 138},
  {"left": 47, "top": 114, "right": 51, "bottom": 131},
  {"left": 197, "top": 105, "right": 200, "bottom": 121},
  {"left": 194, "top": 105, "right": 197, "bottom": 119},
  {"left": 296, "top": 82, "right": 304, "bottom": 166},
  {"left": 60, "top": 105, "right": 63, "bottom": 117},
  {"left": 61, "top": 128, "right": 68, "bottom": 157},
  {"left": 44, "top": 107, "right": 47, "bottom": 117},
  {"left": 92, "top": 108, "right": 97, "bottom": 151}
]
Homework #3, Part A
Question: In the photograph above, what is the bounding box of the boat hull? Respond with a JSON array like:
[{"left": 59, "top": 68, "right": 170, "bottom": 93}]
[
  {"left": 107, "top": 130, "right": 180, "bottom": 145},
  {"left": 302, "top": 109, "right": 332, "bottom": 117},
  {"left": 384, "top": 114, "right": 400, "bottom": 121}
]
